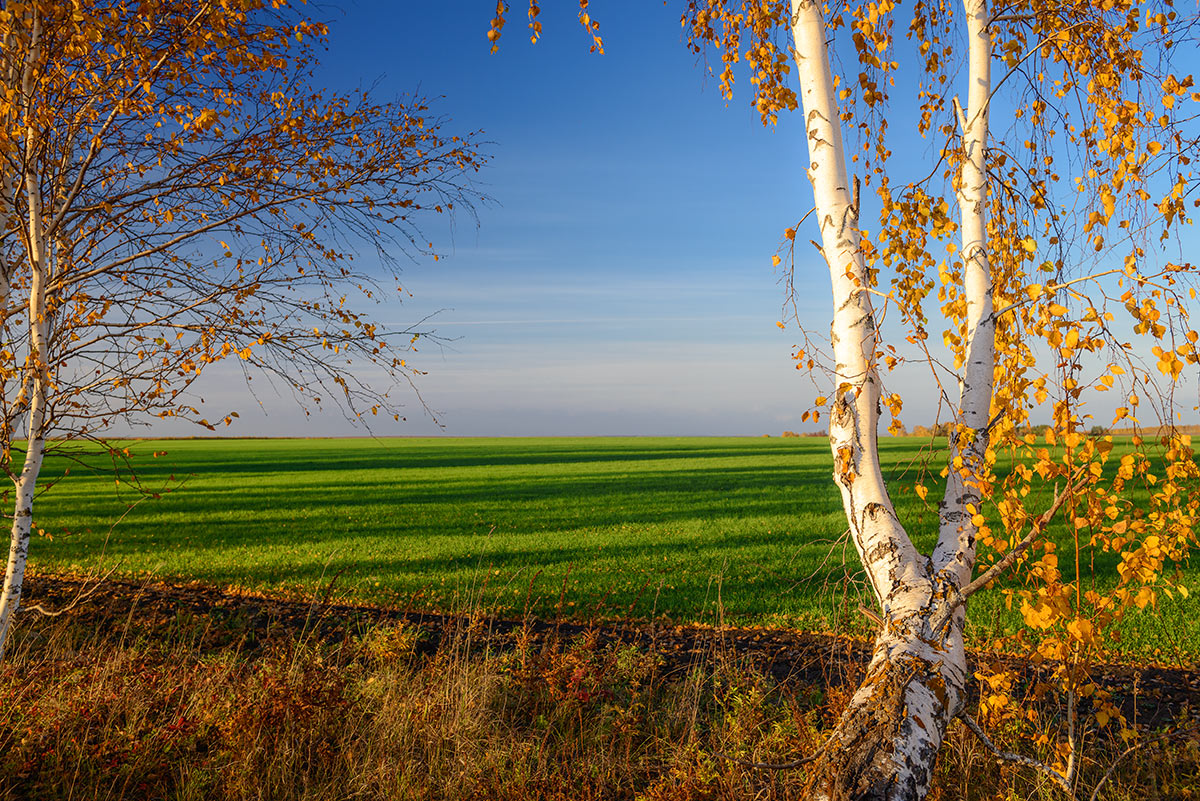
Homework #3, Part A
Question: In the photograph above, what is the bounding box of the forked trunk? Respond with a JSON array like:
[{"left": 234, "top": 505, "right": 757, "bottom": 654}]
[{"left": 788, "top": 0, "right": 991, "bottom": 796}]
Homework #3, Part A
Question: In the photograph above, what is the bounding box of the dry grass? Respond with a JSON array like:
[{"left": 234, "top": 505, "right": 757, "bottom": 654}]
[{"left": 0, "top": 611, "right": 1196, "bottom": 801}]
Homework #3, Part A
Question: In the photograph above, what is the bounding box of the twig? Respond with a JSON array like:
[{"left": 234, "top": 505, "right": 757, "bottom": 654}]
[
  {"left": 952, "top": 95, "right": 969, "bottom": 132},
  {"left": 850, "top": 174, "right": 861, "bottom": 224},
  {"left": 23, "top": 563, "right": 121, "bottom": 617},
  {"left": 857, "top": 604, "right": 883, "bottom": 627},
  {"left": 961, "top": 469, "right": 1089, "bottom": 599},
  {"left": 989, "top": 12, "right": 1035, "bottom": 24},
  {"left": 1088, "top": 726, "right": 1200, "bottom": 801},
  {"left": 991, "top": 269, "right": 1122, "bottom": 320},
  {"left": 317, "top": 565, "right": 349, "bottom": 607},
  {"left": 959, "top": 711, "right": 1074, "bottom": 796}
]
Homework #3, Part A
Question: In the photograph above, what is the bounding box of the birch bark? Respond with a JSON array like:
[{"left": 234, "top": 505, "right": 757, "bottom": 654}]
[
  {"left": 931, "top": 0, "right": 994, "bottom": 596},
  {"left": 0, "top": 13, "right": 50, "bottom": 658},
  {"left": 0, "top": 246, "right": 48, "bottom": 660},
  {"left": 0, "top": 160, "right": 49, "bottom": 659},
  {"left": 788, "top": 0, "right": 993, "bottom": 797}
]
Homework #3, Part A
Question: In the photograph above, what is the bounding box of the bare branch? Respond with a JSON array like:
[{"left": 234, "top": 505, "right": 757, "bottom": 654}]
[
  {"left": 960, "top": 470, "right": 1090, "bottom": 600},
  {"left": 959, "top": 712, "right": 1074, "bottom": 797},
  {"left": 1088, "top": 727, "right": 1200, "bottom": 801}
]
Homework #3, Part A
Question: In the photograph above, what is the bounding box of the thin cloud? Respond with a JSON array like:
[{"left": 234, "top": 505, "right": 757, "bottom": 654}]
[{"left": 429, "top": 315, "right": 764, "bottom": 326}]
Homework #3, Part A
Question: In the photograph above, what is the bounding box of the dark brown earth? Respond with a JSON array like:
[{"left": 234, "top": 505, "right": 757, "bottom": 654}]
[{"left": 19, "top": 573, "right": 1200, "bottom": 727}]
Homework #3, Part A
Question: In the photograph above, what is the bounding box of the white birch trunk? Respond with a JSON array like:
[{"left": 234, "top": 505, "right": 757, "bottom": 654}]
[
  {"left": 788, "top": 1, "right": 993, "bottom": 797},
  {"left": 788, "top": 0, "right": 923, "bottom": 613},
  {"left": 0, "top": 201, "right": 49, "bottom": 659},
  {"left": 931, "top": 0, "right": 994, "bottom": 592},
  {"left": 0, "top": 231, "right": 48, "bottom": 658},
  {"left": 0, "top": 219, "right": 48, "bottom": 661},
  {"left": 0, "top": 262, "right": 48, "bottom": 658},
  {"left": 0, "top": 17, "right": 51, "bottom": 657},
  {"left": 0, "top": 390, "right": 45, "bottom": 660}
]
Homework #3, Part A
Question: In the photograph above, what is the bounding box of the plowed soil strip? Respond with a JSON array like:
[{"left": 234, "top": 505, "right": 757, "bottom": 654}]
[{"left": 20, "top": 574, "right": 1200, "bottom": 727}]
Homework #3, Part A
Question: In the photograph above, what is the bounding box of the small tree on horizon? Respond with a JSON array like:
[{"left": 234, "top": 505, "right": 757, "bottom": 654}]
[{"left": 0, "top": 0, "right": 485, "bottom": 657}]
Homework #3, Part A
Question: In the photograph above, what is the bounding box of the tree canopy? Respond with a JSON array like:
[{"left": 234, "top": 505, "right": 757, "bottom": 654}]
[{"left": 0, "top": 0, "right": 484, "bottom": 655}]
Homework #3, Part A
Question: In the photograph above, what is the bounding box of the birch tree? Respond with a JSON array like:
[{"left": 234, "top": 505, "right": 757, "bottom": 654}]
[
  {"left": 495, "top": 0, "right": 1200, "bottom": 797},
  {"left": 0, "top": 0, "right": 484, "bottom": 657}
]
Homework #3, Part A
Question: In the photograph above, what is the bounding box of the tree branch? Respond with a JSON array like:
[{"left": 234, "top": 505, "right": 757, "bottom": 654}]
[
  {"left": 992, "top": 269, "right": 1123, "bottom": 320},
  {"left": 932, "top": 468, "right": 1090, "bottom": 635},
  {"left": 959, "top": 711, "right": 1074, "bottom": 796},
  {"left": 1088, "top": 727, "right": 1200, "bottom": 801},
  {"left": 22, "top": 563, "right": 120, "bottom": 617},
  {"left": 961, "top": 470, "right": 1089, "bottom": 599}
]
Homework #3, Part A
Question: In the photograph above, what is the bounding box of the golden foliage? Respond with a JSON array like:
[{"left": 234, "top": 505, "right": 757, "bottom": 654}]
[{"left": 0, "top": 0, "right": 486, "bottom": 446}]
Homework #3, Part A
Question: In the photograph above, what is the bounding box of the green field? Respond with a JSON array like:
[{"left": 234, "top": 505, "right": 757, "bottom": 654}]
[{"left": 25, "top": 436, "right": 1200, "bottom": 661}]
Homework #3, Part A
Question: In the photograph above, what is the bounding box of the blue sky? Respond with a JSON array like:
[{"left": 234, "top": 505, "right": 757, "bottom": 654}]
[
  {"left": 166, "top": 0, "right": 834, "bottom": 437},
  {"left": 144, "top": 1, "right": 1197, "bottom": 438}
]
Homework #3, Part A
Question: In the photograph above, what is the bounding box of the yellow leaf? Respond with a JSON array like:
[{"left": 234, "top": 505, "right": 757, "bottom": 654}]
[{"left": 1067, "top": 618, "right": 1095, "bottom": 645}]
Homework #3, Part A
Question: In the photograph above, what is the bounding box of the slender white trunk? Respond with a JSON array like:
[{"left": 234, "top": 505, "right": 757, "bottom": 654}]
[
  {"left": 931, "top": 0, "right": 994, "bottom": 593},
  {"left": 789, "top": 1, "right": 988, "bottom": 797},
  {"left": 0, "top": 15, "right": 50, "bottom": 657},
  {"left": 0, "top": 199, "right": 49, "bottom": 659},
  {"left": 789, "top": 0, "right": 924, "bottom": 612},
  {"left": 0, "top": 267, "right": 47, "bottom": 659},
  {"left": 0, "top": 391, "right": 45, "bottom": 660}
]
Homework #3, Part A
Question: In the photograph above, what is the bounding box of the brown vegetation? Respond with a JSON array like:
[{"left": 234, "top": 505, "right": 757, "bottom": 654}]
[{"left": 1, "top": 577, "right": 1197, "bottom": 800}]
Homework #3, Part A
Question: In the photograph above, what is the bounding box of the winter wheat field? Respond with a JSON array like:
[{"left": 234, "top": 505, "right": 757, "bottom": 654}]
[{"left": 26, "top": 436, "right": 1200, "bottom": 663}]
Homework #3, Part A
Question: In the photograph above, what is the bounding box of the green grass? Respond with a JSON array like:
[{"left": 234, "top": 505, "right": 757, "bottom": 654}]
[{"left": 24, "top": 436, "right": 1200, "bottom": 661}]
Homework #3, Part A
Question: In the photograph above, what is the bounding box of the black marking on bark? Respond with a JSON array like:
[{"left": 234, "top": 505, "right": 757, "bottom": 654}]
[{"left": 862, "top": 539, "right": 897, "bottom": 567}]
